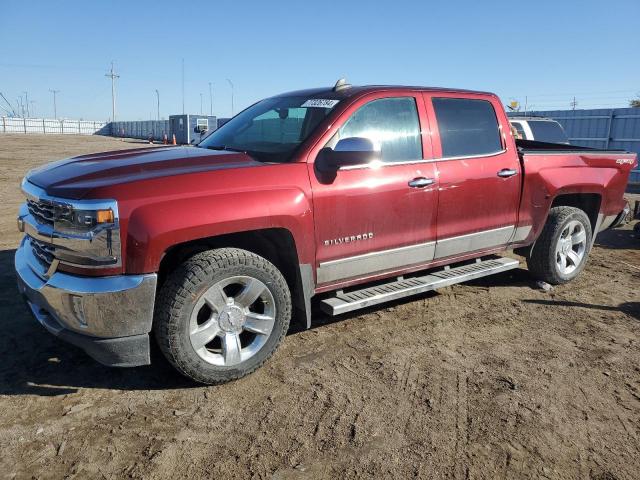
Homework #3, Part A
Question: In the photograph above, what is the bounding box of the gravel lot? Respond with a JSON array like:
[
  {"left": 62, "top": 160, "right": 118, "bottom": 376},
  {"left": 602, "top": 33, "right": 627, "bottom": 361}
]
[{"left": 0, "top": 134, "right": 639, "bottom": 479}]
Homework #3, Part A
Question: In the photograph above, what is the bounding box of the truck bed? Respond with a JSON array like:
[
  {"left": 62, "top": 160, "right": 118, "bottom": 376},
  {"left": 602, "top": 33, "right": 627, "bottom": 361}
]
[{"left": 516, "top": 139, "right": 629, "bottom": 155}]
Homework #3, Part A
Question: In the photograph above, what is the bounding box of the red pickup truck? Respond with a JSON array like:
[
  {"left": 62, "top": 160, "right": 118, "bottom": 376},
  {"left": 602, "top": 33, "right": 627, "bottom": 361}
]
[{"left": 15, "top": 81, "right": 636, "bottom": 384}]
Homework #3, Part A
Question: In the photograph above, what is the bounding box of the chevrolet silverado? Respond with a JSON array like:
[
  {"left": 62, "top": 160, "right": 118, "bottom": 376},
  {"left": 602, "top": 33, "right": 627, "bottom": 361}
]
[{"left": 15, "top": 80, "right": 637, "bottom": 384}]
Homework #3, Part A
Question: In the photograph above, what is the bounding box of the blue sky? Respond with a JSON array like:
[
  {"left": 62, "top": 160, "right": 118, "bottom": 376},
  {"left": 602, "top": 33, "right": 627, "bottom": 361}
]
[{"left": 1, "top": 0, "right": 638, "bottom": 120}]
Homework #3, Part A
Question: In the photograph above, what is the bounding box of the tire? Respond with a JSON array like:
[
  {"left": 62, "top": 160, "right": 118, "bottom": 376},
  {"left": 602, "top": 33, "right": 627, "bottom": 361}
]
[
  {"left": 526, "top": 206, "right": 592, "bottom": 285},
  {"left": 154, "top": 248, "right": 291, "bottom": 385}
]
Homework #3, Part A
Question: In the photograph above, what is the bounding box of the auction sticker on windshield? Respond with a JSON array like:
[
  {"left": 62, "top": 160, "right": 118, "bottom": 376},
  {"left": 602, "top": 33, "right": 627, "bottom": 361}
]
[{"left": 301, "top": 99, "right": 340, "bottom": 108}]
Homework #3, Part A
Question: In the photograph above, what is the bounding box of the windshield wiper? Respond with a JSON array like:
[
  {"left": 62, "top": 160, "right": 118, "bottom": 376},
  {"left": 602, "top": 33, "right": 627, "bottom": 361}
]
[{"left": 203, "top": 145, "right": 247, "bottom": 153}]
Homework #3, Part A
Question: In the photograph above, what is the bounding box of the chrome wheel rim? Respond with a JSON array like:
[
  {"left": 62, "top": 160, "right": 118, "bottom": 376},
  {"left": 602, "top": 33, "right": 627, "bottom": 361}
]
[
  {"left": 189, "top": 276, "right": 275, "bottom": 366},
  {"left": 555, "top": 220, "right": 587, "bottom": 275}
]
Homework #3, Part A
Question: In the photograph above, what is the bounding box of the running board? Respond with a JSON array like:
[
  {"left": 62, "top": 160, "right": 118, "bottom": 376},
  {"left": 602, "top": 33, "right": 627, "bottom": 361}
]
[{"left": 320, "top": 257, "right": 520, "bottom": 316}]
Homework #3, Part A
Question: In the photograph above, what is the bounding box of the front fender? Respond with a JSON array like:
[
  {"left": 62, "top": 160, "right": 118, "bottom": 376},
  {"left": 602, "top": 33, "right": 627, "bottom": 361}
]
[{"left": 124, "top": 187, "right": 314, "bottom": 273}]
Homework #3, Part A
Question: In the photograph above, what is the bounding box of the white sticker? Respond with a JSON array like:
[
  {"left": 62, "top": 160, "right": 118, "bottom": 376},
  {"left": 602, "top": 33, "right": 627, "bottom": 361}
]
[{"left": 301, "top": 99, "right": 340, "bottom": 108}]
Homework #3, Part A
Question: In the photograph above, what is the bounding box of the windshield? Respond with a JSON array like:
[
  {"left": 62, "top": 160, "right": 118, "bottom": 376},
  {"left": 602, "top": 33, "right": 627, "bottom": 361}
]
[
  {"left": 198, "top": 95, "right": 339, "bottom": 162},
  {"left": 528, "top": 120, "right": 569, "bottom": 144}
]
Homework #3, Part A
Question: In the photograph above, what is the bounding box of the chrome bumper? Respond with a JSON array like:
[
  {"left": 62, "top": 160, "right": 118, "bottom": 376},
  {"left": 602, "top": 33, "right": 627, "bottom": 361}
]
[{"left": 15, "top": 236, "right": 157, "bottom": 367}]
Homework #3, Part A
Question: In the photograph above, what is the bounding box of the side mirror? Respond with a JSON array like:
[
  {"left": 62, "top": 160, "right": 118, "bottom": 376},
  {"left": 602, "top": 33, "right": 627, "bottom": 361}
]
[{"left": 316, "top": 137, "right": 380, "bottom": 173}]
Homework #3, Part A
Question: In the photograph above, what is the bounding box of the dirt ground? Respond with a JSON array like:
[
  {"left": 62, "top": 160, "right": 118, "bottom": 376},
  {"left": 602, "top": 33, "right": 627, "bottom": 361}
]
[{"left": 0, "top": 134, "right": 639, "bottom": 480}]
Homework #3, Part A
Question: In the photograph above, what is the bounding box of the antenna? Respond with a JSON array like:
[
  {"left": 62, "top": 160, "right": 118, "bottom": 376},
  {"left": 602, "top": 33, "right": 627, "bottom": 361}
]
[{"left": 333, "top": 78, "right": 351, "bottom": 91}]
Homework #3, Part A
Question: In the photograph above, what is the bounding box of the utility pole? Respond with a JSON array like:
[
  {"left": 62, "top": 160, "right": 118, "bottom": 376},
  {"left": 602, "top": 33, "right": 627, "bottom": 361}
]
[
  {"left": 208, "top": 82, "right": 213, "bottom": 116},
  {"left": 23, "top": 91, "right": 29, "bottom": 117},
  {"left": 570, "top": 96, "right": 578, "bottom": 110},
  {"left": 155, "top": 89, "right": 160, "bottom": 120},
  {"left": 181, "top": 58, "right": 185, "bottom": 114},
  {"left": 49, "top": 89, "right": 60, "bottom": 119},
  {"left": 226, "top": 78, "right": 234, "bottom": 116},
  {"left": 30, "top": 101, "right": 36, "bottom": 117},
  {"left": 200, "top": 93, "right": 203, "bottom": 115},
  {"left": 105, "top": 61, "right": 120, "bottom": 121}
]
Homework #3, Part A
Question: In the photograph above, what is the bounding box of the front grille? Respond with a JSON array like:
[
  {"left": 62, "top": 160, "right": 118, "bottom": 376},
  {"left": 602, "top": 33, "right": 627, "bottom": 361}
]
[
  {"left": 31, "top": 238, "right": 55, "bottom": 268},
  {"left": 27, "top": 198, "right": 56, "bottom": 226}
]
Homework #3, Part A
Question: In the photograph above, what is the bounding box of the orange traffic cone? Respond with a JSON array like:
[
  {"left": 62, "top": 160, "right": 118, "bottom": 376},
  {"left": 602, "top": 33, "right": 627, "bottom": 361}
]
[
  {"left": 163, "top": 133, "right": 168, "bottom": 145},
  {"left": 172, "top": 134, "right": 177, "bottom": 145}
]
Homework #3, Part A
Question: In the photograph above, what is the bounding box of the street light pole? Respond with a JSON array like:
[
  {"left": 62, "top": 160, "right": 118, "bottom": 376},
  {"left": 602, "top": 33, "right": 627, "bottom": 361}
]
[
  {"left": 226, "top": 78, "right": 234, "bottom": 116},
  {"left": 49, "top": 89, "right": 60, "bottom": 119},
  {"left": 208, "top": 82, "right": 213, "bottom": 116},
  {"left": 200, "top": 93, "right": 203, "bottom": 115},
  {"left": 155, "top": 89, "right": 160, "bottom": 121}
]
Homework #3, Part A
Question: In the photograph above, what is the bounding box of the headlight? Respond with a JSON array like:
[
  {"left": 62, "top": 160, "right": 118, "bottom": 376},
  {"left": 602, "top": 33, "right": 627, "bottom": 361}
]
[
  {"left": 54, "top": 206, "right": 115, "bottom": 234},
  {"left": 51, "top": 203, "right": 121, "bottom": 268},
  {"left": 21, "top": 179, "right": 122, "bottom": 270}
]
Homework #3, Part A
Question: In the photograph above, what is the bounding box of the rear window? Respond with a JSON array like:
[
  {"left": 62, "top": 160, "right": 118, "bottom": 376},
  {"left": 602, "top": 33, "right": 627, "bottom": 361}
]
[
  {"left": 527, "top": 120, "right": 569, "bottom": 144},
  {"left": 511, "top": 121, "right": 526, "bottom": 139},
  {"left": 432, "top": 98, "right": 502, "bottom": 157}
]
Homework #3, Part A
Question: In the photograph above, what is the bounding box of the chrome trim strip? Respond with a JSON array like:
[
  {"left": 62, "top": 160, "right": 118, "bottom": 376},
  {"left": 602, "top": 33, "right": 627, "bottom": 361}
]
[
  {"left": 338, "top": 149, "right": 508, "bottom": 170},
  {"left": 317, "top": 241, "right": 436, "bottom": 284},
  {"left": 434, "top": 226, "right": 514, "bottom": 259},
  {"left": 317, "top": 224, "right": 516, "bottom": 283},
  {"left": 438, "top": 149, "right": 507, "bottom": 162}
]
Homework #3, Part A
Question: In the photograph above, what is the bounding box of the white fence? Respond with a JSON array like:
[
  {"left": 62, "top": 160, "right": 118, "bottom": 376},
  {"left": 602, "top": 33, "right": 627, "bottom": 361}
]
[{"left": 0, "top": 117, "right": 109, "bottom": 135}]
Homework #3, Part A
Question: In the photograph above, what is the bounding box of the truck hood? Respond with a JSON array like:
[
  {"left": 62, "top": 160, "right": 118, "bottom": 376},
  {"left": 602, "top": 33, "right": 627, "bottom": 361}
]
[{"left": 26, "top": 146, "right": 263, "bottom": 199}]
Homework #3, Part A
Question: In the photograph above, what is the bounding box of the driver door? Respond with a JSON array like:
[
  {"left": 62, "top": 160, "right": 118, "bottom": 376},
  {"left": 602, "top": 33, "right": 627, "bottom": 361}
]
[{"left": 307, "top": 93, "right": 439, "bottom": 288}]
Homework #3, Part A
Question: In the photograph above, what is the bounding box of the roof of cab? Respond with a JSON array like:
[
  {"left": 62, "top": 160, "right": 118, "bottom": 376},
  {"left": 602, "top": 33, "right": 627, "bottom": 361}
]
[{"left": 273, "top": 85, "right": 496, "bottom": 100}]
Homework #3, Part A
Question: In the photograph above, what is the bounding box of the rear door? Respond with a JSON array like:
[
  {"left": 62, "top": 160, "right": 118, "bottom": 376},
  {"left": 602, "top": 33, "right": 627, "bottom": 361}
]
[
  {"left": 423, "top": 93, "right": 521, "bottom": 259},
  {"left": 308, "top": 92, "right": 438, "bottom": 287}
]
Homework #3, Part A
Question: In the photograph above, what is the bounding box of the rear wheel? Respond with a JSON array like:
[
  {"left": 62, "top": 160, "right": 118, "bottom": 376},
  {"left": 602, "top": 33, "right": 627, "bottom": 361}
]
[
  {"left": 526, "top": 206, "right": 592, "bottom": 285},
  {"left": 154, "top": 248, "right": 291, "bottom": 384}
]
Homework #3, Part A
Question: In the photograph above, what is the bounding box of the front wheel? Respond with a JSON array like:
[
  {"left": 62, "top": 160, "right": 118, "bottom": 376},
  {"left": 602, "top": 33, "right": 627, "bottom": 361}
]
[
  {"left": 526, "top": 206, "right": 593, "bottom": 285},
  {"left": 154, "top": 248, "right": 291, "bottom": 384}
]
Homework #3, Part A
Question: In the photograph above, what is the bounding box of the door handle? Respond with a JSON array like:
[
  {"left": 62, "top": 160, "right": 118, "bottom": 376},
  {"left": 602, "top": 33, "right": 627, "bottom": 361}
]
[
  {"left": 497, "top": 168, "right": 518, "bottom": 178},
  {"left": 408, "top": 177, "right": 435, "bottom": 188}
]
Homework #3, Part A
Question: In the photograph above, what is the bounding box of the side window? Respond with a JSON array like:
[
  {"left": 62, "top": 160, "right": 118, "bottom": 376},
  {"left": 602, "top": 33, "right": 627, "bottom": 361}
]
[
  {"left": 336, "top": 97, "right": 422, "bottom": 162},
  {"left": 432, "top": 98, "right": 502, "bottom": 157}
]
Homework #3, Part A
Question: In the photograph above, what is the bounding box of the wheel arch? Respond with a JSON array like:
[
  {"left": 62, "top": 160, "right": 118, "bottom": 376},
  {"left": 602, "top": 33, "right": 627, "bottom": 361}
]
[
  {"left": 550, "top": 192, "right": 602, "bottom": 233},
  {"left": 515, "top": 192, "right": 601, "bottom": 257},
  {"left": 156, "top": 228, "right": 313, "bottom": 330}
]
